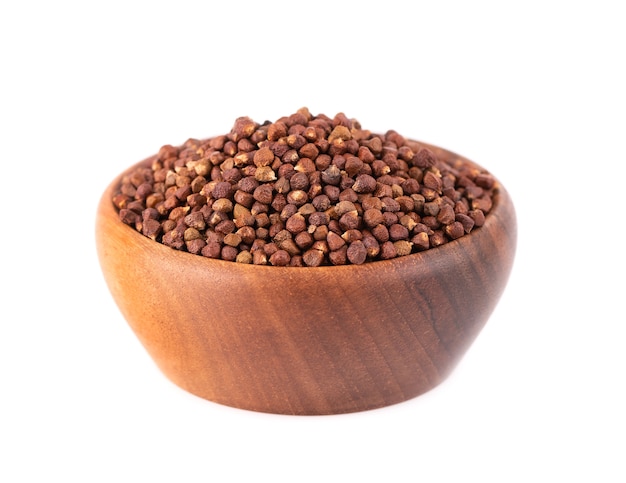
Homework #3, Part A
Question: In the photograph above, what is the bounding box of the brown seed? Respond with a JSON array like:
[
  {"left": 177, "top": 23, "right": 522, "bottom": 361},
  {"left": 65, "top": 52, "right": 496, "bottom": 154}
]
[
  {"left": 429, "top": 231, "right": 446, "bottom": 247},
  {"left": 269, "top": 250, "right": 290, "bottom": 266},
  {"left": 389, "top": 223, "right": 409, "bottom": 241},
  {"left": 399, "top": 214, "right": 418, "bottom": 232},
  {"left": 381, "top": 197, "right": 400, "bottom": 212},
  {"left": 334, "top": 200, "right": 357, "bottom": 217},
  {"left": 141, "top": 219, "right": 162, "bottom": 240},
  {"left": 211, "top": 181, "right": 233, "bottom": 199},
  {"left": 347, "top": 240, "right": 367, "bottom": 265},
  {"left": 302, "top": 249, "right": 324, "bottom": 267},
  {"left": 278, "top": 237, "right": 301, "bottom": 256},
  {"left": 162, "top": 227, "right": 185, "bottom": 250},
  {"left": 411, "top": 232, "right": 430, "bottom": 251},
  {"left": 328, "top": 125, "right": 352, "bottom": 143},
  {"left": 212, "top": 198, "right": 233, "bottom": 213},
  {"left": 422, "top": 170, "right": 442, "bottom": 191},
  {"left": 305, "top": 237, "right": 327, "bottom": 254},
  {"left": 271, "top": 193, "right": 287, "bottom": 212},
  {"left": 294, "top": 157, "right": 316, "bottom": 173},
  {"left": 233, "top": 203, "right": 254, "bottom": 225},
  {"left": 286, "top": 190, "right": 308, "bottom": 206},
  {"left": 468, "top": 209, "right": 486, "bottom": 227},
  {"left": 339, "top": 211, "right": 360, "bottom": 231},
  {"left": 361, "top": 196, "right": 382, "bottom": 211},
  {"left": 299, "top": 143, "right": 319, "bottom": 160},
  {"left": 238, "top": 176, "right": 259, "bottom": 194},
  {"left": 223, "top": 233, "right": 242, "bottom": 247},
  {"left": 352, "top": 174, "right": 377, "bottom": 193},
  {"left": 444, "top": 221, "right": 465, "bottom": 240},
  {"left": 298, "top": 203, "right": 316, "bottom": 216},
  {"left": 252, "top": 250, "right": 268, "bottom": 265},
  {"left": 237, "top": 226, "right": 256, "bottom": 245},
  {"left": 413, "top": 148, "right": 437, "bottom": 168},
  {"left": 313, "top": 224, "right": 329, "bottom": 241},
  {"left": 455, "top": 213, "right": 475, "bottom": 233},
  {"left": 274, "top": 176, "right": 290, "bottom": 194},
  {"left": 437, "top": 204, "right": 456, "bottom": 225},
  {"left": 329, "top": 245, "right": 348, "bottom": 265},
  {"left": 184, "top": 227, "right": 202, "bottom": 241},
  {"left": 169, "top": 206, "right": 190, "bottom": 221},
  {"left": 357, "top": 146, "right": 375, "bottom": 163},
  {"left": 233, "top": 189, "right": 254, "bottom": 208},
  {"left": 379, "top": 241, "right": 397, "bottom": 260},
  {"left": 371, "top": 223, "right": 389, "bottom": 242},
  {"left": 338, "top": 188, "right": 358, "bottom": 203},
  {"left": 253, "top": 184, "right": 273, "bottom": 204},
  {"left": 363, "top": 208, "right": 384, "bottom": 227},
  {"left": 287, "top": 134, "right": 306, "bottom": 150},
  {"left": 253, "top": 147, "right": 275, "bottom": 167},
  {"left": 362, "top": 235, "right": 380, "bottom": 258},
  {"left": 422, "top": 216, "right": 440, "bottom": 230},
  {"left": 289, "top": 172, "right": 309, "bottom": 190},
  {"left": 186, "top": 238, "right": 206, "bottom": 255},
  {"left": 255, "top": 166, "right": 277, "bottom": 182},
  {"left": 472, "top": 197, "right": 493, "bottom": 213},
  {"left": 312, "top": 195, "right": 331, "bottom": 212},
  {"left": 321, "top": 165, "right": 342, "bottom": 186},
  {"left": 393, "top": 240, "right": 413, "bottom": 257},
  {"left": 309, "top": 211, "right": 330, "bottom": 226},
  {"left": 235, "top": 250, "right": 252, "bottom": 264},
  {"left": 263, "top": 242, "right": 279, "bottom": 256},
  {"left": 326, "top": 231, "right": 346, "bottom": 251},
  {"left": 280, "top": 203, "right": 298, "bottom": 222},
  {"left": 294, "top": 231, "right": 314, "bottom": 249},
  {"left": 201, "top": 241, "right": 222, "bottom": 259},
  {"left": 119, "top": 208, "right": 139, "bottom": 226},
  {"left": 345, "top": 156, "right": 364, "bottom": 177},
  {"left": 289, "top": 255, "right": 305, "bottom": 267},
  {"left": 286, "top": 213, "right": 307, "bottom": 233},
  {"left": 341, "top": 229, "right": 363, "bottom": 243},
  {"left": 475, "top": 173, "right": 495, "bottom": 189},
  {"left": 221, "top": 245, "right": 239, "bottom": 261},
  {"left": 215, "top": 220, "right": 236, "bottom": 235},
  {"left": 267, "top": 122, "right": 287, "bottom": 141},
  {"left": 231, "top": 117, "right": 256, "bottom": 141}
]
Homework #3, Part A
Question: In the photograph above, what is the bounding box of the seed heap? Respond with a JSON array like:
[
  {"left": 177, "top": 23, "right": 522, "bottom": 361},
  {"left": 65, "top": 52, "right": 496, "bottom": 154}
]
[{"left": 113, "top": 108, "right": 497, "bottom": 267}]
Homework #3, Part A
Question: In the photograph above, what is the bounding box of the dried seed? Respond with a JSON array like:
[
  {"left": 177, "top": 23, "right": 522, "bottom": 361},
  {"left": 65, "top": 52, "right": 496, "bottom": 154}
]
[
  {"left": 347, "top": 240, "right": 367, "bottom": 265},
  {"left": 444, "top": 221, "right": 465, "bottom": 240},
  {"left": 286, "top": 213, "right": 307, "bottom": 233},
  {"left": 303, "top": 249, "right": 324, "bottom": 267},
  {"left": 379, "top": 241, "right": 397, "bottom": 260},
  {"left": 269, "top": 249, "right": 290, "bottom": 266},
  {"left": 389, "top": 223, "right": 409, "bottom": 241},
  {"left": 236, "top": 250, "right": 252, "bottom": 264},
  {"left": 455, "top": 213, "right": 475, "bottom": 233},
  {"left": 253, "top": 147, "right": 275, "bottom": 167},
  {"left": 363, "top": 208, "right": 384, "bottom": 227},
  {"left": 255, "top": 166, "right": 277, "bottom": 182},
  {"left": 437, "top": 204, "right": 456, "bottom": 225},
  {"left": 394, "top": 240, "right": 413, "bottom": 257},
  {"left": 352, "top": 174, "right": 376, "bottom": 193},
  {"left": 412, "top": 232, "right": 430, "bottom": 251}
]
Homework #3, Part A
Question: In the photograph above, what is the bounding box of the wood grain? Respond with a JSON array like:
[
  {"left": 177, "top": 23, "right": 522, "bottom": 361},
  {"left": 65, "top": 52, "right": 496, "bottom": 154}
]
[{"left": 96, "top": 143, "right": 517, "bottom": 415}]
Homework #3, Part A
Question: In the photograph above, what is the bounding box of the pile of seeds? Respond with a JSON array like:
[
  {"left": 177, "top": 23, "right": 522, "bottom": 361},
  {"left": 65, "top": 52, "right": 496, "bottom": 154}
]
[{"left": 113, "top": 108, "right": 496, "bottom": 266}]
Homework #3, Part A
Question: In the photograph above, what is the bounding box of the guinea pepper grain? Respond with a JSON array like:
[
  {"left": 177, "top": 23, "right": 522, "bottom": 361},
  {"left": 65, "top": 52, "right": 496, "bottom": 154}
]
[{"left": 114, "top": 108, "right": 497, "bottom": 266}]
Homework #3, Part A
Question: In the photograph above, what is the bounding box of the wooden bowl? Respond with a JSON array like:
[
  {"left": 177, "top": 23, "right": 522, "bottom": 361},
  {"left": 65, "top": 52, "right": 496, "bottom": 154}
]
[{"left": 96, "top": 142, "right": 516, "bottom": 415}]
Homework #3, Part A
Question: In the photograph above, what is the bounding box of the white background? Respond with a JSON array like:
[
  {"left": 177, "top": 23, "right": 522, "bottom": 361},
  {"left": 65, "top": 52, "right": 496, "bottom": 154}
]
[{"left": 1, "top": 1, "right": 625, "bottom": 481}]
